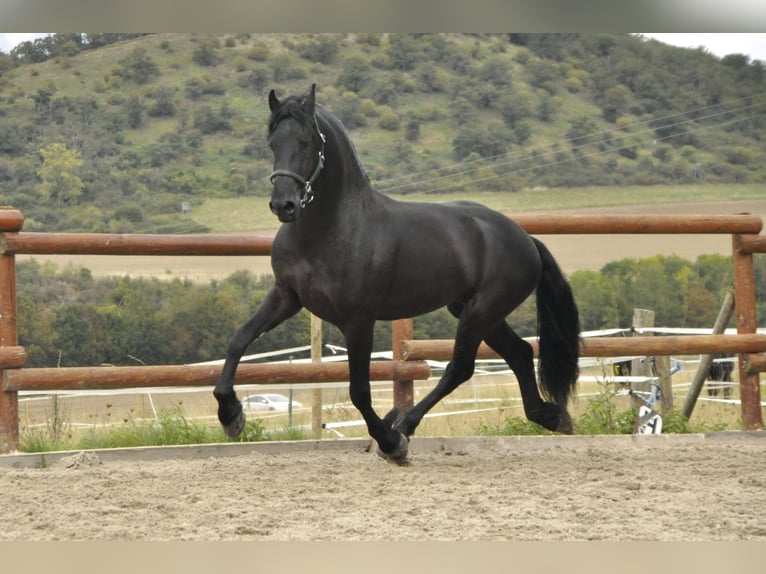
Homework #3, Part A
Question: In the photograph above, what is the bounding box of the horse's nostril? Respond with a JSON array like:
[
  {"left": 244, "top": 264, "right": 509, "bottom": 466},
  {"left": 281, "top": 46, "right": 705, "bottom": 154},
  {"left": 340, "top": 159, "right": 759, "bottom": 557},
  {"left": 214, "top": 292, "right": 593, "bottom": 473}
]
[{"left": 270, "top": 201, "right": 295, "bottom": 216}]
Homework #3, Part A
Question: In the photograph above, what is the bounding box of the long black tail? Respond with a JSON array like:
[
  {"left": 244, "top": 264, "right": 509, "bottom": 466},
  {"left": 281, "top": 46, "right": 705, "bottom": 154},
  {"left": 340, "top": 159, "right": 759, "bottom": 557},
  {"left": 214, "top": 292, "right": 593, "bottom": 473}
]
[{"left": 532, "top": 237, "right": 580, "bottom": 408}]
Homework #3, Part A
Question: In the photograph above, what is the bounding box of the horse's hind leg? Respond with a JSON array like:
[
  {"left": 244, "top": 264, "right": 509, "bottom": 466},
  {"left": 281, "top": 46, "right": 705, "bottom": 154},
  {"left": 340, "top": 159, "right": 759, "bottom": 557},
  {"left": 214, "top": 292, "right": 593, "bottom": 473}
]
[
  {"left": 484, "top": 322, "right": 572, "bottom": 433},
  {"left": 393, "top": 302, "right": 484, "bottom": 438}
]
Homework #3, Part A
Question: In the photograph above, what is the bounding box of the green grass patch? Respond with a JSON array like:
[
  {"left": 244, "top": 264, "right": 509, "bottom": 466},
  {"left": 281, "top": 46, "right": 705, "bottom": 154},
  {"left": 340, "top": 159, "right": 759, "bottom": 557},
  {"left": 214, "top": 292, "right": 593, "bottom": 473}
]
[
  {"left": 19, "top": 405, "right": 269, "bottom": 453},
  {"left": 479, "top": 382, "right": 729, "bottom": 437},
  {"left": 193, "top": 183, "right": 766, "bottom": 233}
]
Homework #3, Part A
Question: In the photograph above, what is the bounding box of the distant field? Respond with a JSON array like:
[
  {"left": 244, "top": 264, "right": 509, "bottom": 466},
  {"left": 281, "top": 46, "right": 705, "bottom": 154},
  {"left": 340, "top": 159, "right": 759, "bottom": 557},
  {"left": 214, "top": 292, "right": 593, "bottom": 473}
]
[{"left": 190, "top": 183, "right": 766, "bottom": 233}]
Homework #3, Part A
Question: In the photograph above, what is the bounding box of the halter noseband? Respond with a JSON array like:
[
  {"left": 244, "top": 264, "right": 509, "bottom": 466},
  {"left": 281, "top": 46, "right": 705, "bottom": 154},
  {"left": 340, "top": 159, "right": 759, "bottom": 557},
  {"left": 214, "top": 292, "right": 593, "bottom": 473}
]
[{"left": 269, "top": 115, "right": 326, "bottom": 209}]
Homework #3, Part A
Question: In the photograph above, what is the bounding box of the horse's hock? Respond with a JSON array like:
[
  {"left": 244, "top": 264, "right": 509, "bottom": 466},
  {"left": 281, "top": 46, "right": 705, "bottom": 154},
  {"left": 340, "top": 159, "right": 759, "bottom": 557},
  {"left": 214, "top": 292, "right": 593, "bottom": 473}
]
[{"left": 1, "top": 207, "right": 765, "bottom": 450}]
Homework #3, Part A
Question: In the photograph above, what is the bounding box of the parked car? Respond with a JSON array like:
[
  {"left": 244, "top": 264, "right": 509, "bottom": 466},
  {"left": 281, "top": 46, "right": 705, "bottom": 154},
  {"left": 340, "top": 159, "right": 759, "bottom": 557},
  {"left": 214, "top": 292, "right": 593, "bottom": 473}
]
[{"left": 241, "top": 394, "right": 302, "bottom": 412}]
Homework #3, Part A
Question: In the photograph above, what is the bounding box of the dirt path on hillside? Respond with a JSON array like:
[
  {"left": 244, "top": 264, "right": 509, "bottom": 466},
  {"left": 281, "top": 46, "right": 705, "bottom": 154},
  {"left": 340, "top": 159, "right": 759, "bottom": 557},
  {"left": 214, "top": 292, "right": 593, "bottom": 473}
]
[
  {"left": 1, "top": 435, "right": 764, "bottom": 541},
  {"left": 18, "top": 200, "right": 766, "bottom": 278}
]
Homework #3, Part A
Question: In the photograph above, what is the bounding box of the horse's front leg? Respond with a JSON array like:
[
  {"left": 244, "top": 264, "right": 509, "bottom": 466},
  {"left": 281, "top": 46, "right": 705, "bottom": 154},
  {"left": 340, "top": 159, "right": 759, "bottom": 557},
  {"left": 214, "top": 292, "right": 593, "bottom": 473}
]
[
  {"left": 214, "top": 286, "right": 301, "bottom": 438},
  {"left": 345, "top": 321, "right": 409, "bottom": 464}
]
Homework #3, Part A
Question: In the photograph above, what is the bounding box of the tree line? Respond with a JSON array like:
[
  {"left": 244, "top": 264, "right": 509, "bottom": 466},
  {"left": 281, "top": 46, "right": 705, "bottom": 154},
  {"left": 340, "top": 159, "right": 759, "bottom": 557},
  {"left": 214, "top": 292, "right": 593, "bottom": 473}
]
[{"left": 15, "top": 253, "right": 765, "bottom": 368}]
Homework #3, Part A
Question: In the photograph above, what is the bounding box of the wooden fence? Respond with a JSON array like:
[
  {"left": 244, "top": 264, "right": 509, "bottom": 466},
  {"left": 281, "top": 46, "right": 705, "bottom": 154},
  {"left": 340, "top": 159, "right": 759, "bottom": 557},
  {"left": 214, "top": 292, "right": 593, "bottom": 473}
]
[{"left": 1, "top": 207, "right": 765, "bottom": 451}]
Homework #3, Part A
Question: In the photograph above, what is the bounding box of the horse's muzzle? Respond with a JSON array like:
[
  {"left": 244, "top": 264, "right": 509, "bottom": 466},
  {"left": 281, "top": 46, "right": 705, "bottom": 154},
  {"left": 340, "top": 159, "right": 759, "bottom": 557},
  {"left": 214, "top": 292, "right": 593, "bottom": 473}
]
[{"left": 270, "top": 200, "right": 296, "bottom": 222}]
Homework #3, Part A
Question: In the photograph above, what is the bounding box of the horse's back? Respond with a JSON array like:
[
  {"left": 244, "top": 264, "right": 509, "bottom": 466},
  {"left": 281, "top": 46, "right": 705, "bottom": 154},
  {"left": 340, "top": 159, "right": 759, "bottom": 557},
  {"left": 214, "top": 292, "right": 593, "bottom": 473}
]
[
  {"left": 441, "top": 199, "right": 540, "bottom": 276},
  {"left": 433, "top": 199, "right": 539, "bottom": 261},
  {"left": 371, "top": 197, "right": 542, "bottom": 314}
]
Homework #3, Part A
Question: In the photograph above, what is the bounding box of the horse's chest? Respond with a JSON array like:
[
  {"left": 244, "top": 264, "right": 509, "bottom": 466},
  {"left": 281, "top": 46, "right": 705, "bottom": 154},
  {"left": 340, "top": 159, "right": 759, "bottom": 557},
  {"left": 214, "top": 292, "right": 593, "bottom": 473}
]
[{"left": 281, "top": 258, "right": 353, "bottom": 322}]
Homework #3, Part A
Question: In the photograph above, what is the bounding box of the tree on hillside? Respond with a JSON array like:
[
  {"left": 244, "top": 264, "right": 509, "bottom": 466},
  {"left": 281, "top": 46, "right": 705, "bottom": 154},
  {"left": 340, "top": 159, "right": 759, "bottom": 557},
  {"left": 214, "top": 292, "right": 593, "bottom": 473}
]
[
  {"left": 193, "top": 37, "right": 221, "bottom": 67},
  {"left": 336, "top": 56, "right": 371, "bottom": 93},
  {"left": 124, "top": 96, "right": 145, "bottom": 128},
  {"left": 37, "top": 143, "right": 84, "bottom": 205},
  {"left": 566, "top": 115, "right": 600, "bottom": 149},
  {"left": 387, "top": 34, "right": 422, "bottom": 71},
  {"left": 115, "top": 48, "right": 159, "bottom": 84},
  {"left": 598, "top": 84, "right": 632, "bottom": 123},
  {"left": 452, "top": 123, "right": 509, "bottom": 160}
]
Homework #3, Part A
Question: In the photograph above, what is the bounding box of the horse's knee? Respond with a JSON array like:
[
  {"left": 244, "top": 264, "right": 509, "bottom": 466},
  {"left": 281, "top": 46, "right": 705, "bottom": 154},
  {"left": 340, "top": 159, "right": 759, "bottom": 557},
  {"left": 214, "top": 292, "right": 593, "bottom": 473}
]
[
  {"left": 226, "top": 330, "right": 249, "bottom": 360},
  {"left": 449, "top": 359, "right": 475, "bottom": 385}
]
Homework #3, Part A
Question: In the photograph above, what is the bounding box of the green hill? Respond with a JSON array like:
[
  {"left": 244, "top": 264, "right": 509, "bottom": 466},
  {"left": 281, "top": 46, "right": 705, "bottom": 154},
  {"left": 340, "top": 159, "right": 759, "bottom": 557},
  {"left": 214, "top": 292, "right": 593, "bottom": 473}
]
[{"left": 1, "top": 33, "right": 764, "bottom": 233}]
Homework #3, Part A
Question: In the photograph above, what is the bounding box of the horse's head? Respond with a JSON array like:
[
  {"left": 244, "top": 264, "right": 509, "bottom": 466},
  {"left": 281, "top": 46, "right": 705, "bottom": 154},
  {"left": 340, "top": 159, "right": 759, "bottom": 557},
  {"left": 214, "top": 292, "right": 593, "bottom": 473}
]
[{"left": 267, "top": 84, "right": 326, "bottom": 223}]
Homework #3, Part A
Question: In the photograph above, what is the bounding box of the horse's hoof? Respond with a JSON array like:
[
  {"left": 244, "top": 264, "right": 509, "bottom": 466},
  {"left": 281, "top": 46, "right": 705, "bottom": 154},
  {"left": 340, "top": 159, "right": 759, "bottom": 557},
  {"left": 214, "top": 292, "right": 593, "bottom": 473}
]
[
  {"left": 223, "top": 409, "right": 246, "bottom": 439},
  {"left": 556, "top": 412, "right": 574, "bottom": 435},
  {"left": 376, "top": 432, "right": 410, "bottom": 466}
]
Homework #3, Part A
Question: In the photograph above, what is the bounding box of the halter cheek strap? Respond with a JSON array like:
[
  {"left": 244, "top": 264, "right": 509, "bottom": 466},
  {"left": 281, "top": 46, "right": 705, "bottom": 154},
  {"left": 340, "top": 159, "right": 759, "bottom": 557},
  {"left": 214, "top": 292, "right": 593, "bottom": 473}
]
[
  {"left": 269, "top": 148, "right": 324, "bottom": 208},
  {"left": 269, "top": 118, "right": 326, "bottom": 208}
]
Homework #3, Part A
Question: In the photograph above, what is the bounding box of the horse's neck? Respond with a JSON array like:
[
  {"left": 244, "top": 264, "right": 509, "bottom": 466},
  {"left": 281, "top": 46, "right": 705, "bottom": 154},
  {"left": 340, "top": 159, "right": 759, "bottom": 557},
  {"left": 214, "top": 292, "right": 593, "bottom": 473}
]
[
  {"left": 319, "top": 117, "right": 378, "bottom": 208},
  {"left": 316, "top": 110, "right": 365, "bottom": 183},
  {"left": 285, "top": 111, "right": 380, "bottom": 241}
]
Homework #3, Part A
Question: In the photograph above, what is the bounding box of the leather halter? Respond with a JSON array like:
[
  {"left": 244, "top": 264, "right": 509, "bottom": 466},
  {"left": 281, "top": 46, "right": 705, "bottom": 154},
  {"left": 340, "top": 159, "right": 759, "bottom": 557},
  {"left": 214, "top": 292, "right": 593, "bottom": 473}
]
[{"left": 269, "top": 115, "right": 326, "bottom": 208}]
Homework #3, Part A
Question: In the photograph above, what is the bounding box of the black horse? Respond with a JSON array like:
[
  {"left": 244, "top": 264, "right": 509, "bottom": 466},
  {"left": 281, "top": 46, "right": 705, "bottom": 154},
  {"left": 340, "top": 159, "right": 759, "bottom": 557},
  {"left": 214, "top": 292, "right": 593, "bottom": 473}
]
[{"left": 214, "top": 85, "right": 580, "bottom": 463}]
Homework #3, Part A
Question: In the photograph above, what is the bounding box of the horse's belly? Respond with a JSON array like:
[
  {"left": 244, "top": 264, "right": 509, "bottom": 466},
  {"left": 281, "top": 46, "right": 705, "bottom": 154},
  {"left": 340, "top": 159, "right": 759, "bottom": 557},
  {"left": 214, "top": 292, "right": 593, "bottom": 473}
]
[{"left": 375, "top": 272, "right": 467, "bottom": 320}]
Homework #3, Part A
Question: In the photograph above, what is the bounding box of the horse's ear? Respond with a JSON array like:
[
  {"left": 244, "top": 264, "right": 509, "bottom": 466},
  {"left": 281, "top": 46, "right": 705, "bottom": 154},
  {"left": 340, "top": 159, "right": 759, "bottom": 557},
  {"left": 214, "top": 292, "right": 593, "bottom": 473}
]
[
  {"left": 268, "top": 89, "right": 280, "bottom": 112},
  {"left": 302, "top": 84, "right": 316, "bottom": 113}
]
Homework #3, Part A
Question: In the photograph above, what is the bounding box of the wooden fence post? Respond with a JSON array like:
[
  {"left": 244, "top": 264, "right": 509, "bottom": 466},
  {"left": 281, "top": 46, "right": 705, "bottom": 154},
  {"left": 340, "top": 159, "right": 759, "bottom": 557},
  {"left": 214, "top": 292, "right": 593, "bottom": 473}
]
[
  {"left": 630, "top": 309, "right": 654, "bottom": 409},
  {"left": 681, "top": 291, "right": 735, "bottom": 419},
  {"left": 0, "top": 208, "right": 24, "bottom": 452},
  {"left": 732, "top": 234, "right": 764, "bottom": 430},
  {"left": 630, "top": 308, "right": 673, "bottom": 413},
  {"left": 310, "top": 313, "right": 323, "bottom": 438},
  {"left": 392, "top": 318, "right": 414, "bottom": 411}
]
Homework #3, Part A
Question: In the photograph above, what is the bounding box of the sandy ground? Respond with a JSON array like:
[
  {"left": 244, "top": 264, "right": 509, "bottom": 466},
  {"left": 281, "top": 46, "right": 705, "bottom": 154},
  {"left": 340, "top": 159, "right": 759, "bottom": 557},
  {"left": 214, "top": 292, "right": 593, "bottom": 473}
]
[
  {"left": 1, "top": 434, "right": 764, "bottom": 541},
  {"left": 17, "top": 200, "right": 766, "bottom": 278}
]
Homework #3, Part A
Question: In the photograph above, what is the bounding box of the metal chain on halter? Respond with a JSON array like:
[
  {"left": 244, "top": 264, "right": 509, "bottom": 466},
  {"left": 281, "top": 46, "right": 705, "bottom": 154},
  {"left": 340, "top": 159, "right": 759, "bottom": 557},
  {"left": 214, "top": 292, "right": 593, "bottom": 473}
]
[{"left": 301, "top": 128, "right": 326, "bottom": 208}]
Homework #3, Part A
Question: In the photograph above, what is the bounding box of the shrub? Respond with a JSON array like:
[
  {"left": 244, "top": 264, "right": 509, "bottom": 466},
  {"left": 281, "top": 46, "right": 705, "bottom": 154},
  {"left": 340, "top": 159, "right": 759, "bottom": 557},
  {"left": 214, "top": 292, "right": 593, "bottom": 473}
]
[
  {"left": 115, "top": 48, "right": 159, "bottom": 84},
  {"left": 113, "top": 204, "right": 144, "bottom": 223},
  {"left": 378, "top": 109, "right": 400, "bottom": 130},
  {"left": 405, "top": 120, "right": 420, "bottom": 142},
  {"left": 192, "top": 39, "right": 221, "bottom": 66},
  {"left": 297, "top": 36, "right": 341, "bottom": 65},
  {"left": 247, "top": 43, "right": 270, "bottom": 61},
  {"left": 724, "top": 146, "right": 757, "bottom": 166}
]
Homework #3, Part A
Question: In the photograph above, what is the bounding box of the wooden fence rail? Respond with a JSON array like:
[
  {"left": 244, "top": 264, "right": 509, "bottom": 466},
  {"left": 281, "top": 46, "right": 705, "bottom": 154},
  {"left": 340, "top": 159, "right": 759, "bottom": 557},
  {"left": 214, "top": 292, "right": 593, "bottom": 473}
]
[
  {"left": 1, "top": 207, "right": 765, "bottom": 451},
  {"left": 4, "top": 361, "right": 430, "bottom": 392},
  {"left": 1, "top": 230, "right": 275, "bottom": 256},
  {"left": 400, "top": 334, "right": 766, "bottom": 361}
]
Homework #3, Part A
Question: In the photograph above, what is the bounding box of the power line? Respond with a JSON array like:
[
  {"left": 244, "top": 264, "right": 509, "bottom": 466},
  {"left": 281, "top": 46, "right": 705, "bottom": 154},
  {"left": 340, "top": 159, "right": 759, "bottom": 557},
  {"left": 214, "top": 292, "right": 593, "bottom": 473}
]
[
  {"left": 407, "top": 109, "right": 766, "bottom": 195},
  {"left": 374, "top": 92, "right": 766, "bottom": 194},
  {"left": 376, "top": 91, "right": 766, "bottom": 189}
]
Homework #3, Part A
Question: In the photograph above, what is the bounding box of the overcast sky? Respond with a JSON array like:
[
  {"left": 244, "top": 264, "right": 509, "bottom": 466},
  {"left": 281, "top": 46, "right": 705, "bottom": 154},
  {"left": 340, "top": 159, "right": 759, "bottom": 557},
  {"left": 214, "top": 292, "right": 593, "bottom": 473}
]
[
  {"left": 0, "top": 32, "right": 48, "bottom": 53},
  {"left": 640, "top": 33, "right": 766, "bottom": 61},
  {"left": 1, "top": 32, "right": 765, "bottom": 62}
]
